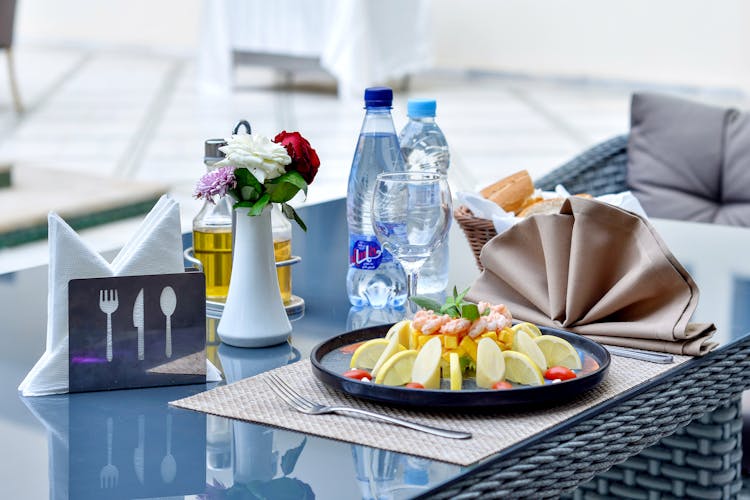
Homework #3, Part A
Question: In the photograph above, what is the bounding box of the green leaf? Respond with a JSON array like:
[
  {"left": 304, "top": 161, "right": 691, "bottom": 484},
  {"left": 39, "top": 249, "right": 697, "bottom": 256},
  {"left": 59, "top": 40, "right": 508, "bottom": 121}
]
[
  {"left": 459, "top": 355, "right": 475, "bottom": 373},
  {"left": 240, "top": 185, "right": 258, "bottom": 201},
  {"left": 234, "top": 167, "right": 264, "bottom": 200},
  {"left": 270, "top": 170, "right": 307, "bottom": 193},
  {"left": 440, "top": 304, "right": 460, "bottom": 318},
  {"left": 248, "top": 193, "right": 270, "bottom": 216},
  {"left": 410, "top": 296, "right": 442, "bottom": 313},
  {"left": 267, "top": 171, "right": 308, "bottom": 203},
  {"left": 281, "top": 203, "right": 307, "bottom": 232},
  {"left": 455, "top": 286, "right": 470, "bottom": 304},
  {"left": 460, "top": 303, "right": 480, "bottom": 321}
]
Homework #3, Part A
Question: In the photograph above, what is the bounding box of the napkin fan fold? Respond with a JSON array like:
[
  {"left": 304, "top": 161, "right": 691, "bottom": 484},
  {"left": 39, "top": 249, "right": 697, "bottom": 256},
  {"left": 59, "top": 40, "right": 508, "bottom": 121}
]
[
  {"left": 467, "top": 197, "right": 716, "bottom": 356},
  {"left": 19, "top": 195, "right": 221, "bottom": 396}
]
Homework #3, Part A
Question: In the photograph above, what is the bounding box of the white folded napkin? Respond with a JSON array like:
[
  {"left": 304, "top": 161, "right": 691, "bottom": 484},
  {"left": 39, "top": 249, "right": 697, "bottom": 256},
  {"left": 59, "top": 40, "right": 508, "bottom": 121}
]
[
  {"left": 457, "top": 185, "right": 648, "bottom": 235},
  {"left": 19, "top": 195, "right": 222, "bottom": 396}
]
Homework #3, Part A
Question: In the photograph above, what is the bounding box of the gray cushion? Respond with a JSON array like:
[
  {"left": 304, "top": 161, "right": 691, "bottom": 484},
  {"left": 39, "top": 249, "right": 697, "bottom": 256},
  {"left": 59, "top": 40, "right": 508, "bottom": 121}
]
[{"left": 627, "top": 92, "right": 750, "bottom": 227}]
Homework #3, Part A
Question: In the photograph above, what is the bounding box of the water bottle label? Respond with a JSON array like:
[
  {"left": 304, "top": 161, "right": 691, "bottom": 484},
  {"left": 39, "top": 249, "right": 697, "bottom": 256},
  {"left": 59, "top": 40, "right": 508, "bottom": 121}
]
[{"left": 349, "top": 235, "right": 392, "bottom": 269}]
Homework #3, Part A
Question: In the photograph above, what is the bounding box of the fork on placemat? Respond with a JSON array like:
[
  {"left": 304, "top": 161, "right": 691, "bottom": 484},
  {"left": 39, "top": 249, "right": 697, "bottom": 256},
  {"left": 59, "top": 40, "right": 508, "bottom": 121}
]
[
  {"left": 265, "top": 373, "right": 471, "bottom": 439},
  {"left": 99, "top": 289, "right": 119, "bottom": 362}
]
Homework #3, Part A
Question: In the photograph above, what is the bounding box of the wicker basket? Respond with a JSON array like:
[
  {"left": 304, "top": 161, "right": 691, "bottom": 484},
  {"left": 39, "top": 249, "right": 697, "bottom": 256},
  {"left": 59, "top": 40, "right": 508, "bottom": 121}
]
[{"left": 454, "top": 205, "right": 496, "bottom": 270}]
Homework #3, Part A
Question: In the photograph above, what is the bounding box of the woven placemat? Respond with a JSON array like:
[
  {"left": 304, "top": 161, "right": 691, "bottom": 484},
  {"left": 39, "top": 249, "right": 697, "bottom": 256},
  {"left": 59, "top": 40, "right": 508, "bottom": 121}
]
[{"left": 170, "top": 355, "right": 690, "bottom": 466}]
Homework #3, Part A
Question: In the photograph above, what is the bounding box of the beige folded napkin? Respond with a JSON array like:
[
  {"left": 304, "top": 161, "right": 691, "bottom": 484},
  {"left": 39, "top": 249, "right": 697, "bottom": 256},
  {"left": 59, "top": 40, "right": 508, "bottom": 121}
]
[{"left": 467, "top": 197, "right": 716, "bottom": 356}]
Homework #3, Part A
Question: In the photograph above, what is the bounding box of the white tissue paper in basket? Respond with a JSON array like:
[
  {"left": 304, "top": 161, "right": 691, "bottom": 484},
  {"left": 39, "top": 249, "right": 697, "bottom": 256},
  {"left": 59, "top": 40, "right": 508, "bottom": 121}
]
[
  {"left": 19, "top": 195, "right": 222, "bottom": 397},
  {"left": 457, "top": 185, "right": 648, "bottom": 235}
]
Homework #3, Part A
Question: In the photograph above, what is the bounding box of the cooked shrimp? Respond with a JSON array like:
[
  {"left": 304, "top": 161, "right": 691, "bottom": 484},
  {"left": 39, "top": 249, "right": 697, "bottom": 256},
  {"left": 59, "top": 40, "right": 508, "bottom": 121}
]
[
  {"left": 477, "top": 301, "right": 491, "bottom": 315},
  {"left": 412, "top": 311, "right": 450, "bottom": 334},
  {"left": 411, "top": 310, "right": 432, "bottom": 331},
  {"left": 440, "top": 318, "right": 471, "bottom": 336},
  {"left": 486, "top": 312, "right": 511, "bottom": 332},
  {"left": 422, "top": 314, "right": 450, "bottom": 334},
  {"left": 490, "top": 303, "right": 512, "bottom": 322},
  {"left": 468, "top": 317, "right": 489, "bottom": 338}
]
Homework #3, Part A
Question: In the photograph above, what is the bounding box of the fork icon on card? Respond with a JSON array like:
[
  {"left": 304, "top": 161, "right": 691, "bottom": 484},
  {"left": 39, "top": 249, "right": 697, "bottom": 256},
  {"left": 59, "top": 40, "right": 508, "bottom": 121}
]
[{"left": 99, "top": 289, "right": 119, "bottom": 362}]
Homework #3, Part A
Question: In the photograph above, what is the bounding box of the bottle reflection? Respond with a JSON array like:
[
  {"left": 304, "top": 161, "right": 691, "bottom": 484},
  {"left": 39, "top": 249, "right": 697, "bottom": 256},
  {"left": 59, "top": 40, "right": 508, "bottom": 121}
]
[
  {"left": 347, "top": 306, "right": 406, "bottom": 332},
  {"left": 202, "top": 343, "right": 310, "bottom": 498},
  {"left": 204, "top": 419, "right": 313, "bottom": 499},
  {"left": 351, "top": 445, "right": 460, "bottom": 499},
  {"left": 352, "top": 446, "right": 399, "bottom": 500},
  {"left": 218, "top": 341, "right": 300, "bottom": 383}
]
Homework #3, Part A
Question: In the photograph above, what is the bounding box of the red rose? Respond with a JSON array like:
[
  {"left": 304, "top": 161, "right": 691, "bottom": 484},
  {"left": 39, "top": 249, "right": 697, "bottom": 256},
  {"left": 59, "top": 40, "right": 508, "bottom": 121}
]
[{"left": 273, "top": 131, "right": 320, "bottom": 185}]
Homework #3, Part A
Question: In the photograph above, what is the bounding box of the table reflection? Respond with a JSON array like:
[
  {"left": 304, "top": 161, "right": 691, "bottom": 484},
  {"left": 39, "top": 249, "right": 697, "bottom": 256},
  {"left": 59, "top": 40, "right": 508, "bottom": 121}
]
[{"left": 21, "top": 385, "right": 207, "bottom": 500}]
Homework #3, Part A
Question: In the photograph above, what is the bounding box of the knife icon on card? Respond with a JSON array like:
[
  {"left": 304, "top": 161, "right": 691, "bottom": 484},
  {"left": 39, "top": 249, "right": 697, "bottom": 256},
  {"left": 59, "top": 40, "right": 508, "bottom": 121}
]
[{"left": 133, "top": 288, "right": 144, "bottom": 360}]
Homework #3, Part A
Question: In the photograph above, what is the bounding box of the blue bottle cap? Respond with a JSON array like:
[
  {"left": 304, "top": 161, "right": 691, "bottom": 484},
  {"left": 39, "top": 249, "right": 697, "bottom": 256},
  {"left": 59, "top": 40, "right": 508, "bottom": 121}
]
[
  {"left": 407, "top": 98, "right": 436, "bottom": 118},
  {"left": 364, "top": 87, "right": 393, "bottom": 108}
]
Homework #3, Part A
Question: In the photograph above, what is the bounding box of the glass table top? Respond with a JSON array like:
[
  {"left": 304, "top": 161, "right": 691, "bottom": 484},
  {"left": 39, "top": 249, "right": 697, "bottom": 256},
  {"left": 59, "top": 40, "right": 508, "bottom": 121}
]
[{"left": 2, "top": 198, "right": 750, "bottom": 499}]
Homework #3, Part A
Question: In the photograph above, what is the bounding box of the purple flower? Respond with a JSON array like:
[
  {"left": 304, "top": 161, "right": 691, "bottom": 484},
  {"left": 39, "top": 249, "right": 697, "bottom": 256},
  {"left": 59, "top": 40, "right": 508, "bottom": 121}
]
[{"left": 193, "top": 166, "right": 237, "bottom": 203}]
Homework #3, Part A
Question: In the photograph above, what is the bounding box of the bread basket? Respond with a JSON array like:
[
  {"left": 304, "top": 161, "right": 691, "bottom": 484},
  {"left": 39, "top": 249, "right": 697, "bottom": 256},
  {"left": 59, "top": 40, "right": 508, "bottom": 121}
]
[{"left": 453, "top": 205, "right": 497, "bottom": 270}]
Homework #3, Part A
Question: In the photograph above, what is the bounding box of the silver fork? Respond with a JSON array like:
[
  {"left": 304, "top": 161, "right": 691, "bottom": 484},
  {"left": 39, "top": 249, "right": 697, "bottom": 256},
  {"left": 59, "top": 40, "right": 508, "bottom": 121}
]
[
  {"left": 99, "top": 417, "right": 119, "bottom": 489},
  {"left": 265, "top": 373, "right": 472, "bottom": 440},
  {"left": 99, "top": 289, "right": 119, "bottom": 362}
]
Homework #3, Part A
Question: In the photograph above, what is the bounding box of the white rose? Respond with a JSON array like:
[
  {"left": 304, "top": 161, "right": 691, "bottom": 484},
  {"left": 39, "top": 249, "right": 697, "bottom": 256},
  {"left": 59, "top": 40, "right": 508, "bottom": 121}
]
[{"left": 216, "top": 133, "right": 291, "bottom": 184}]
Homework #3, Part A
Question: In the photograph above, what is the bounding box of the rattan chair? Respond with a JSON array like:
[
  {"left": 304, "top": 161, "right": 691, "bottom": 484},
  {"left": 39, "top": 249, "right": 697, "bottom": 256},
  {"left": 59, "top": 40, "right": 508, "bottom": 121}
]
[{"left": 535, "top": 134, "right": 629, "bottom": 196}]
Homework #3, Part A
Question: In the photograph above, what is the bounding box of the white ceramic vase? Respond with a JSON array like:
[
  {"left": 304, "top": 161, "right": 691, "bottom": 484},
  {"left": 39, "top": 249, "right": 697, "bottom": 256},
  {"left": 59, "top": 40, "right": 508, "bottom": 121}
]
[{"left": 217, "top": 206, "right": 292, "bottom": 347}]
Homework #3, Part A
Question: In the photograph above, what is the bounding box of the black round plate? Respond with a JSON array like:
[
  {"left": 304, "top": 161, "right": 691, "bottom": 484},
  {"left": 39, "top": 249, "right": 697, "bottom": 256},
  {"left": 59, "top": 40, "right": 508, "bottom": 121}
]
[{"left": 310, "top": 324, "right": 611, "bottom": 410}]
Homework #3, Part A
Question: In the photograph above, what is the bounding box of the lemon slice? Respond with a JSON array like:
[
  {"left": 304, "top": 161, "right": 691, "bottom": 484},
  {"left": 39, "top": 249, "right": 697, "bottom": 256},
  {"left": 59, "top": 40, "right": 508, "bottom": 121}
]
[
  {"left": 411, "top": 336, "right": 442, "bottom": 389},
  {"left": 512, "top": 330, "right": 548, "bottom": 371},
  {"left": 375, "top": 350, "right": 419, "bottom": 385},
  {"left": 384, "top": 320, "right": 412, "bottom": 348},
  {"left": 503, "top": 351, "right": 545, "bottom": 386},
  {"left": 449, "top": 352, "right": 462, "bottom": 391},
  {"left": 371, "top": 333, "right": 406, "bottom": 378},
  {"left": 476, "top": 337, "right": 505, "bottom": 388},
  {"left": 533, "top": 335, "right": 582, "bottom": 370},
  {"left": 512, "top": 322, "right": 542, "bottom": 338},
  {"left": 350, "top": 338, "right": 391, "bottom": 369}
]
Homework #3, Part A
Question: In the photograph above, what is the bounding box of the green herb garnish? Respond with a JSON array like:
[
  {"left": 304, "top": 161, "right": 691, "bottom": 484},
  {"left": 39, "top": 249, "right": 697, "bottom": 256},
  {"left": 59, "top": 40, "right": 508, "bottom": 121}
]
[{"left": 410, "top": 287, "right": 481, "bottom": 320}]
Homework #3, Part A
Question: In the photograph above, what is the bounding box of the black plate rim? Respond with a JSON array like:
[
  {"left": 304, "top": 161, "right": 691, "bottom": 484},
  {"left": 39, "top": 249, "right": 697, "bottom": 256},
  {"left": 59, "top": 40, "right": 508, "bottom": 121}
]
[{"left": 310, "top": 323, "right": 611, "bottom": 409}]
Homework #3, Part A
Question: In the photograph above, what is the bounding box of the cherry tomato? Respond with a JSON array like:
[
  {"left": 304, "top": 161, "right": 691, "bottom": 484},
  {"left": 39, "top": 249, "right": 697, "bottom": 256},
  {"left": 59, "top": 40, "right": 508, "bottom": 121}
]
[
  {"left": 492, "top": 381, "right": 513, "bottom": 390},
  {"left": 343, "top": 369, "right": 371, "bottom": 381},
  {"left": 405, "top": 382, "right": 425, "bottom": 389},
  {"left": 340, "top": 342, "right": 364, "bottom": 354},
  {"left": 544, "top": 366, "right": 577, "bottom": 381}
]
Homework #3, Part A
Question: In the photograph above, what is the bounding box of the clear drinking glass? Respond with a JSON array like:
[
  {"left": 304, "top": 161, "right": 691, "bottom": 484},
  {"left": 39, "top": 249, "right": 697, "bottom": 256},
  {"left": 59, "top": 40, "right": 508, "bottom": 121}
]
[{"left": 371, "top": 172, "right": 452, "bottom": 312}]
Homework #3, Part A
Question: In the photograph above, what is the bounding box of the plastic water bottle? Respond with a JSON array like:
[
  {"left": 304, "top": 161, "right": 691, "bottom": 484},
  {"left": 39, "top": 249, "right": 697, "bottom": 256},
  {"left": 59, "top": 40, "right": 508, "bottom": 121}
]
[
  {"left": 399, "top": 98, "right": 450, "bottom": 294},
  {"left": 346, "top": 87, "right": 407, "bottom": 308}
]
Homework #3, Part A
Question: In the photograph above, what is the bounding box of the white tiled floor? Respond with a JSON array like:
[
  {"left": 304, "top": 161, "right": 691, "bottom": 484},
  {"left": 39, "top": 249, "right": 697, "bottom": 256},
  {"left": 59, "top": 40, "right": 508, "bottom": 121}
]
[{"left": 0, "top": 45, "right": 747, "bottom": 273}]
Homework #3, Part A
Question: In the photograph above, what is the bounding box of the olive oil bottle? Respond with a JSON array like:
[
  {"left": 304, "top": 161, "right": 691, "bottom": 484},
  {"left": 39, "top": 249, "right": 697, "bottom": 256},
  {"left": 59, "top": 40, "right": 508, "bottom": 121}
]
[
  {"left": 193, "top": 138, "right": 233, "bottom": 301},
  {"left": 271, "top": 204, "right": 293, "bottom": 304}
]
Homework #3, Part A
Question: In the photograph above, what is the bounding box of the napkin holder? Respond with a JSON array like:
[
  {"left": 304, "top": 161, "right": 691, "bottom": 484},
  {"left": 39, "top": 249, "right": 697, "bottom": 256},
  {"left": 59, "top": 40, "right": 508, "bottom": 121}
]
[{"left": 68, "top": 271, "right": 208, "bottom": 393}]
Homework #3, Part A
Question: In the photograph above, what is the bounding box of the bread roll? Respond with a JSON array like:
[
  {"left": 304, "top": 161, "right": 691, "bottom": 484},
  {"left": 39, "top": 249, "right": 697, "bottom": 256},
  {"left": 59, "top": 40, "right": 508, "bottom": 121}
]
[
  {"left": 480, "top": 170, "right": 534, "bottom": 214},
  {"left": 518, "top": 198, "right": 566, "bottom": 217}
]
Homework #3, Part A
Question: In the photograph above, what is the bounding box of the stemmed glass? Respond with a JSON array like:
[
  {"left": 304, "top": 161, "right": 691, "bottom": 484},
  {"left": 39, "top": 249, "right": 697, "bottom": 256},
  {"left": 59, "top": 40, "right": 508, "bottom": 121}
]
[{"left": 371, "top": 172, "right": 452, "bottom": 312}]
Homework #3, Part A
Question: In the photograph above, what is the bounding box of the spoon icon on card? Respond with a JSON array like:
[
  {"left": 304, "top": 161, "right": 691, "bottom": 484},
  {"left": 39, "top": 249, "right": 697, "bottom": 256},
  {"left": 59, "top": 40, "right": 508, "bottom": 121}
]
[{"left": 160, "top": 286, "right": 177, "bottom": 358}]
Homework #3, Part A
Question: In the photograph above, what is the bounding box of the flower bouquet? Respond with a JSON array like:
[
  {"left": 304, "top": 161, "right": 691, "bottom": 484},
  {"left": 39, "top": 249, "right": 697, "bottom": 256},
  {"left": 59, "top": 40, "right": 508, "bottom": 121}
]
[
  {"left": 194, "top": 129, "right": 320, "bottom": 230},
  {"left": 194, "top": 125, "right": 320, "bottom": 347}
]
